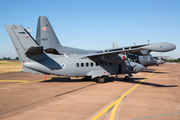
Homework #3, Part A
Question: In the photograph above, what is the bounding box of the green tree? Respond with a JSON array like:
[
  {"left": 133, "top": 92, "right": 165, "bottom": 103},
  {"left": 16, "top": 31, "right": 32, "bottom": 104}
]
[
  {"left": 15, "top": 57, "right": 19, "bottom": 60},
  {"left": 3, "top": 57, "right": 7, "bottom": 60},
  {"left": 177, "top": 58, "right": 180, "bottom": 62}
]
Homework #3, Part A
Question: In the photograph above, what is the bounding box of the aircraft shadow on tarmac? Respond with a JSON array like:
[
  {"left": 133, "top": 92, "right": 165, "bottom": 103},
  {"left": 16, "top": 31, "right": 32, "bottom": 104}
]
[
  {"left": 41, "top": 77, "right": 88, "bottom": 82},
  {"left": 41, "top": 77, "right": 178, "bottom": 88},
  {"left": 143, "top": 71, "right": 170, "bottom": 74},
  {"left": 112, "top": 77, "right": 178, "bottom": 88},
  {"left": 142, "top": 69, "right": 171, "bottom": 74}
]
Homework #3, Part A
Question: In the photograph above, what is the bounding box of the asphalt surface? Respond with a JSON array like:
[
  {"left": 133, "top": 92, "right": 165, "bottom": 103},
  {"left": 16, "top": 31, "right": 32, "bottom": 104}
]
[{"left": 0, "top": 64, "right": 179, "bottom": 120}]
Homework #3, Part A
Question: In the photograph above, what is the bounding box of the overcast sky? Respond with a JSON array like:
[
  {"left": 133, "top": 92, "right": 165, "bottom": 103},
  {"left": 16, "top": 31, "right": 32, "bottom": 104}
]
[{"left": 0, "top": 0, "right": 179, "bottom": 59}]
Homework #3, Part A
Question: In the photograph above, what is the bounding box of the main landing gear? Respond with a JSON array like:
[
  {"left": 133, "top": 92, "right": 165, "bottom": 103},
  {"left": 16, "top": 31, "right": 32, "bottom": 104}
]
[
  {"left": 123, "top": 73, "right": 132, "bottom": 81},
  {"left": 96, "top": 76, "right": 107, "bottom": 83},
  {"left": 124, "top": 76, "right": 130, "bottom": 80},
  {"left": 82, "top": 76, "right": 107, "bottom": 83}
]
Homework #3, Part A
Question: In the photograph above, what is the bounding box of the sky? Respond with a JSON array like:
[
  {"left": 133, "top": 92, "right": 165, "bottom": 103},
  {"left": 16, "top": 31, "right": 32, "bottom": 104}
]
[{"left": 0, "top": 0, "right": 179, "bottom": 59}]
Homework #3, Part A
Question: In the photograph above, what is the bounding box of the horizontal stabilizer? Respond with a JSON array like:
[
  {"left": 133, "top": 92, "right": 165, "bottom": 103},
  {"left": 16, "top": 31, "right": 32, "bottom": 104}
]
[
  {"left": 25, "top": 46, "right": 43, "bottom": 55},
  {"left": 44, "top": 48, "right": 61, "bottom": 55}
]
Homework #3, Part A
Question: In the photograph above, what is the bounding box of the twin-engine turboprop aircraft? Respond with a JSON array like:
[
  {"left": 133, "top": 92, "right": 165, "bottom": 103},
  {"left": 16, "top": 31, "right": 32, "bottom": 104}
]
[{"left": 4, "top": 17, "right": 176, "bottom": 83}]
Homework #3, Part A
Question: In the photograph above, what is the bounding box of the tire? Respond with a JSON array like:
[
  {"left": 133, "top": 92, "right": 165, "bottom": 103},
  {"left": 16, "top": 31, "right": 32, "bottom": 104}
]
[
  {"left": 124, "top": 76, "right": 129, "bottom": 80},
  {"left": 97, "top": 77, "right": 106, "bottom": 83}
]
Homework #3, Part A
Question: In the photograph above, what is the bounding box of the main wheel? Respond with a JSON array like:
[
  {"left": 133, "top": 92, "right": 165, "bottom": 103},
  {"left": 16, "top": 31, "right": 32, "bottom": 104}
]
[
  {"left": 97, "top": 77, "right": 106, "bottom": 83},
  {"left": 124, "top": 76, "right": 130, "bottom": 80}
]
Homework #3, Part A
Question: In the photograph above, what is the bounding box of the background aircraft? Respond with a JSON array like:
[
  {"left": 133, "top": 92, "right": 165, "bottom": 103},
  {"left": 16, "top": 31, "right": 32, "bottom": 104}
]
[
  {"left": 35, "top": 16, "right": 176, "bottom": 56},
  {"left": 153, "top": 56, "right": 169, "bottom": 65},
  {"left": 35, "top": 16, "right": 176, "bottom": 80},
  {"left": 36, "top": 16, "right": 175, "bottom": 69},
  {"left": 113, "top": 42, "right": 168, "bottom": 68}
]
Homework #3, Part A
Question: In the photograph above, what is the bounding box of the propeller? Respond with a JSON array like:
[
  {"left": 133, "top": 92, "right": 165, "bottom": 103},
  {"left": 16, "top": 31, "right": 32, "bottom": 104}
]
[{"left": 121, "top": 52, "right": 130, "bottom": 70}]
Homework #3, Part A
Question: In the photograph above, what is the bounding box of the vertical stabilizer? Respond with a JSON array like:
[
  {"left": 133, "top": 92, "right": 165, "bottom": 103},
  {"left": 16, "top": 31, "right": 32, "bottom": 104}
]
[
  {"left": 4, "top": 25, "right": 47, "bottom": 74},
  {"left": 4, "top": 25, "right": 39, "bottom": 63},
  {"left": 36, "top": 16, "right": 62, "bottom": 50},
  {"left": 113, "top": 42, "right": 119, "bottom": 48}
]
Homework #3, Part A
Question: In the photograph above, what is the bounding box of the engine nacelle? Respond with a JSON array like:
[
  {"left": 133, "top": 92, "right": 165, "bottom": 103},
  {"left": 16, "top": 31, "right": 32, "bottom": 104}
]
[
  {"left": 99, "top": 53, "right": 127, "bottom": 64},
  {"left": 121, "top": 61, "right": 145, "bottom": 74}
]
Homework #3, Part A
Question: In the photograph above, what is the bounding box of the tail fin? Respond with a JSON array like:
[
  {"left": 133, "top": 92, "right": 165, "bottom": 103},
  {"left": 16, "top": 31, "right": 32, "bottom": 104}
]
[
  {"left": 4, "top": 25, "right": 40, "bottom": 62},
  {"left": 36, "top": 16, "right": 62, "bottom": 50},
  {"left": 4, "top": 25, "right": 45, "bottom": 74},
  {"left": 113, "top": 42, "right": 119, "bottom": 48}
]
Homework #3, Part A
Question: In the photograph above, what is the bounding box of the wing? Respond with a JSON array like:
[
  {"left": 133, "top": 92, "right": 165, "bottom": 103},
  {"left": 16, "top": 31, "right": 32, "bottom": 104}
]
[{"left": 80, "top": 42, "right": 176, "bottom": 59}]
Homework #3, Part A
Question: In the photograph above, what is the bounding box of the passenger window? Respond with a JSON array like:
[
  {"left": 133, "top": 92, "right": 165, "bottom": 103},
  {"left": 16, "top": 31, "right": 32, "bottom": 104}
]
[
  {"left": 90, "top": 62, "right": 93, "bottom": 67},
  {"left": 81, "top": 63, "right": 84, "bottom": 67},
  {"left": 96, "top": 62, "right": 99, "bottom": 66},
  {"left": 76, "top": 63, "right": 79, "bottom": 67},
  {"left": 100, "top": 62, "right": 104, "bottom": 66},
  {"left": 86, "top": 63, "right": 89, "bottom": 67}
]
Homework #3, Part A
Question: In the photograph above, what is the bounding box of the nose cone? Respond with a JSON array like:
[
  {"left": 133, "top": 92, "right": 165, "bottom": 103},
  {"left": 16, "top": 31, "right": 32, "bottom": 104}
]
[
  {"left": 157, "top": 60, "right": 165, "bottom": 64},
  {"left": 156, "top": 60, "right": 161, "bottom": 64},
  {"left": 134, "top": 64, "right": 146, "bottom": 73}
]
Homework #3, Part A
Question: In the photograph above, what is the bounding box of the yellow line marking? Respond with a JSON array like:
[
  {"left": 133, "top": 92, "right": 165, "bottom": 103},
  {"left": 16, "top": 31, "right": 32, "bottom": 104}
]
[
  {"left": 0, "top": 78, "right": 51, "bottom": 88},
  {"left": 109, "top": 67, "right": 162, "bottom": 120},
  {"left": 91, "top": 67, "right": 162, "bottom": 120},
  {"left": 0, "top": 80, "right": 28, "bottom": 82}
]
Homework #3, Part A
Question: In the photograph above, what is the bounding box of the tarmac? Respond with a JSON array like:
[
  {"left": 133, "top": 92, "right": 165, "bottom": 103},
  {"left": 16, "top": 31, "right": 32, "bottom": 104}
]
[{"left": 0, "top": 64, "right": 179, "bottom": 120}]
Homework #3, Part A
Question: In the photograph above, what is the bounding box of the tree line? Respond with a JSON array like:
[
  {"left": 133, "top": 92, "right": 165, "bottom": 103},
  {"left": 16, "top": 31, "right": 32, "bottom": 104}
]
[
  {"left": 0, "top": 57, "right": 19, "bottom": 60},
  {"left": 166, "top": 58, "right": 180, "bottom": 62}
]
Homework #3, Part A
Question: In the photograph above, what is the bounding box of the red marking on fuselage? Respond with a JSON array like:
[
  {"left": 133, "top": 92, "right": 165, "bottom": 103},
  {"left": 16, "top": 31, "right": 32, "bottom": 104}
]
[{"left": 123, "top": 56, "right": 125, "bottom": 60}]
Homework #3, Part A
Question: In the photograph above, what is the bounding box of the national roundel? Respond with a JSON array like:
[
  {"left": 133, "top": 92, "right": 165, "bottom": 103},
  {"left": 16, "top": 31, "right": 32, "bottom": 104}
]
[
  {"left": 61, "top": 63, "right": 66, "bottom": 68},
  {"left": 42, "top": 27, "right": 46, "bottom": 31}
]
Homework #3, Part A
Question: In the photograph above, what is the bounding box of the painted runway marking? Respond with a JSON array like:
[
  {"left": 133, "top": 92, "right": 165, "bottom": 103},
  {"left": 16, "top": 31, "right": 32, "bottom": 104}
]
[
  {"left": 131, "top": 111, "right": 180, "bottom": 120},
  {"left": 91, "top": 67, "right": 162, "bottom": 120},
  {"left": 0, "top": 78, "right": 51, "bottom": 88},
  {"left": 0, "top": 80, "right": 28, "bottom": 82}
]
